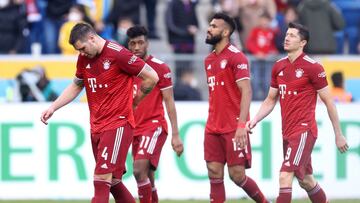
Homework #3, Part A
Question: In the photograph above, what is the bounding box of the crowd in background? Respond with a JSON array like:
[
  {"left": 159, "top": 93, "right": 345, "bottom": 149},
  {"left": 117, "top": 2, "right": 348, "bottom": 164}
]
[{"left": 0, "top": 0, "right": 357, "bottom": 102}]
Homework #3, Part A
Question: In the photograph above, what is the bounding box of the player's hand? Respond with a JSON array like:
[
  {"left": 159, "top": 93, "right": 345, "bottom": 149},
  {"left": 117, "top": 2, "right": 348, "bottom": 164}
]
[
  {"left": 234, "top": 128, "right": 247, "bottom": 149},
  {"left": 246, "top": 119, "right": 257, "bottom": 133},
  {"left": 336, "top": 134, "right": 349, "bottom": 153},
  {"left": 171, "top": 133, "right": 184, "bottom": 157},
  {"left": 40, "top": 108, "right": 54, "bottom": 125}
]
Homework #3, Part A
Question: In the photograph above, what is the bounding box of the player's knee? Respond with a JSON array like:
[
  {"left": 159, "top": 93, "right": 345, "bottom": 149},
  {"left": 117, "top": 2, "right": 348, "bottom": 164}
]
[
  {"left": 206, "top": 163, "right": 224, "bottom": 178},
  {"left": 133, "top": 166, "right": 147, "bottom": 181},
  {"left": 228, "top": 167, "right": 245, "bottom": 184},
  {"left": 298, "top": 176, "right": 316, "bottom": 191},
  {"left": 279, "top": 172, "right": 293, "bottom": 187}
]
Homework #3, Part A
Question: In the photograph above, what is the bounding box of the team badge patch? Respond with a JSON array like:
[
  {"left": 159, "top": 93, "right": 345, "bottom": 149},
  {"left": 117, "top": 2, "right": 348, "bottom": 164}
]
[
  {"left": 103, "top": 59, "right": 111, "bottom": 70},
  {"left": 295, "top": 68, "right": 304, "bottom": 78},
  {"left": 220, "top": 59, "right": 227, "bottom": 69}
]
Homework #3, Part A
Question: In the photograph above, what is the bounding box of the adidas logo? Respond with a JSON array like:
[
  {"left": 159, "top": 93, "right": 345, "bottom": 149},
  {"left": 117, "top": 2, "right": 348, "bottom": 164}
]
[
  {"left": 239, "top": 152, "right": 244, "bottom": 158},
  {"left": 86, "top": 64, "right": 91, "bottom": 69},
  {"left": 284, "top": 161, "right": 290, "bottom": 167},
  {"left": 207, "top": 64, "right": 211, "bottom": 70},
  {"left": 279, "top": 71, "right": 283, "bottom": 76},
  {"left": 138, "top": 149, "right": 144, "bottom": 155},
  {"left": 101, "top": 163, "right": 108, "bottom": 169}
]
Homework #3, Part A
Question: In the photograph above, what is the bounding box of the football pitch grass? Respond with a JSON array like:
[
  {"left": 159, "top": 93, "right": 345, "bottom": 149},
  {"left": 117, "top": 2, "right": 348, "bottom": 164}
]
[{"left": 0, "top": 200, "right": 359, "bottom": 203}]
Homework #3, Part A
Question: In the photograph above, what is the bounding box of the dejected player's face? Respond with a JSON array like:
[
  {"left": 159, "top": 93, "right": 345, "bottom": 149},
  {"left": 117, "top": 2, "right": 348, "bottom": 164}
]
[
  {"left": 284, "top": 28, "right": 305, "bottom": 52},
  {"left": 73, "top": 36, "right": 98, "bottom": 58},
  {"left": 128, "top": 35, "right": 148, "bottom": 59},
  {"left": 205, "top": 19, "right": 224, "bottom": 45}
]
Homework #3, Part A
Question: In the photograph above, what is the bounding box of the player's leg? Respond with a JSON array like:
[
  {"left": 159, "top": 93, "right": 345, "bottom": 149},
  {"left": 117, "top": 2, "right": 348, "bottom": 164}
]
[
  {"left": 205, "top": 132, "right": 226, "bottom": 203},
  {"left": 110, "top": 178, "right": 135, "bottom": 203},
  {"left": 148, "top": 170, "right": 158, "bottom": 203},
  {"left": 132, "top": 127, "right": 167, "bottom": 203},
  {"left": 225, "top": 132, "right": 267, "bottom": 203},
  {"left": 91, "top": 131, "right": 112, "bottom": 203},
  {"left": 276, "top": 171, "right": 294, "bottom": 203},
  {"left": 228, "top": 165, "right": 268, "bottom": 203},
  {"left": 298, "top": 174, "right": 328, "bottom": 203},
  {"left": 277, "top": 130, "right": 316, "bottom": 203},
  {"left": 106, "top": 125, "right": 136, "bottom": 203}
]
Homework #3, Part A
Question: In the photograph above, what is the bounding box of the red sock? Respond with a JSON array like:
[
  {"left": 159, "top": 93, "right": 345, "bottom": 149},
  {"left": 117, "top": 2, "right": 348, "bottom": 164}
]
[
  {"left": 307, "top": 183, "right": 328, "bottom": 203},
  {"left": 110, "top": 179, "right": 136, "bottom": 203},
  {"left": 276, "top": 187, "right": 292, "bottom": 203},
  {"left": 152, "top": 187, "right": 158, "bottom": 203},
  {"left": 210, "top": 178, "right": 225, "bottom": 203},
  {"left": 91, "top": 180, "right": 111, "bottom": 203},
  {"left": 238, "top": 176, "right": 267, "bottom": 203},
  {"left": 138, "top": 179, "right": 152, "bottom": 203}
]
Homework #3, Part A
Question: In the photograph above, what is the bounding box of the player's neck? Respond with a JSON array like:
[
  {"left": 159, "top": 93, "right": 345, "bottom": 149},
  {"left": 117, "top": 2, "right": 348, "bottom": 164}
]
[
  {"left": 287, "top": 49, "right": 303, "bottom": 63},
  {"left": 96, "top": 37, "right": 107, "bottom": 55},
  {"left": 142, "top": 54, "right": 149, "bottom": 61},
  {"left": 214, "top": 39, "right": 229, "bottom": 54}
]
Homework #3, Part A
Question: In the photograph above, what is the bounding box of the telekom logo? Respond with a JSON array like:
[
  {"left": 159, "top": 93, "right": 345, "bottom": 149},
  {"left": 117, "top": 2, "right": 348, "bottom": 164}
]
[
  {"left": 88, "top": 78, "right": 97, "bottom": 92},
  {"left": 208, "top": 76, "right": 216, "bottom": 91},
  {"left": 279, "top": 84, "right": 287, "bottom": 99},
  {"left": 88, "top": 78, "right": 108, "bottom": 92}
]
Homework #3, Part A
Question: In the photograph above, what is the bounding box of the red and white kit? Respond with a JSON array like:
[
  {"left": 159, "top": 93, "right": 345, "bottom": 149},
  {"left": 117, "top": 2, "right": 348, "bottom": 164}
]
[{"left": 271, "top": 53, "right": 328, "bottom": 179}]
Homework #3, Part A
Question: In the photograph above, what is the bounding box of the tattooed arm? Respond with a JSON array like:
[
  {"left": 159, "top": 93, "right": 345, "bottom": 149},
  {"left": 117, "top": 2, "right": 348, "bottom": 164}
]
[{"left": 133, "top": 63, "right": 159, "bottom": 108}]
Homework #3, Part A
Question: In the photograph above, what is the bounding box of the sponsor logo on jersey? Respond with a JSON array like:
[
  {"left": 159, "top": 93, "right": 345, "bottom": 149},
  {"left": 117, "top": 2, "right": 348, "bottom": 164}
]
[
  {"left": 239, "top": 152, "right": 244, "bottom": 158},
  {"left": 237, "top": 63, "right": 248, "bottom": 70},
  {"left": 103, "top": 60, "right": 111, "bottom": 70},
  {"left": 86, "top": 64, "right": 91, "bottom": 69},
  {"left": 207, "top": 64, "right": 211, "bottom": 70},
  {"left": 284, "top": 161, "right": 290, "bottom": 167},
  {"left": 138, "top": 149, "right": 144, "bottom": 155},
  {"left": 128, "top": 55, "right": 137, "bottom": 64},
  {"left": 318, "top": 71, "right": 326, "bottom": 78},
  {"left": 101, "top": 163, "right": 108, "bottom": 169},
  {"left": 295, "top": 68, "right": 304, "bottom": 78},
  {"left": 220, "top": 59, "right": 227, "bottom": 69},
  {"left": 278, "top": 71, "right": 283, "bottom": 76},
  {"left": 164, "top": 72, "right": 171, "bottom": 79}
]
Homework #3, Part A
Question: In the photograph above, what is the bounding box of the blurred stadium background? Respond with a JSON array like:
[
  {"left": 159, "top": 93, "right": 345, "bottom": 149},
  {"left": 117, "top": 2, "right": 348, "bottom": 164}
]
[{"left": 0, "top": 0, "right": 359, "bottom": 202}]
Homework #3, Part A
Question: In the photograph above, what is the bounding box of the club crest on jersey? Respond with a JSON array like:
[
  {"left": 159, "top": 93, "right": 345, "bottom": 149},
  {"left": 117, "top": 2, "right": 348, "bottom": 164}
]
[
  {"left": 295, "top": 68, "right": 304, "bottom": 78},
  {"left": 220, "top": 59, "right": 227, "bottom": 69},
  {"left": 103, "top": 59, "right": 111, "bottom": 70}
]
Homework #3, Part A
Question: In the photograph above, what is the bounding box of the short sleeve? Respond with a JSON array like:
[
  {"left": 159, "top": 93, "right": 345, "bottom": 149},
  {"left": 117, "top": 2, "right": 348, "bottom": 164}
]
[
  {"left": 270, "top": 63, "right": 279, "bottom": 88},
  {"left": 231, "top": 53, "right": 250, "bottom": 81},
  {"left": 75, "top": 55, "right": 84, "bottom": 80},
  {"left": 157, "top": 64, "right": 173, "bottom": 90},
  {"left": 309, "top": 63, "right": 328, "bottom": 90},
  {"left": 117, "top": 48, "right": 146, "bottom": 76}
]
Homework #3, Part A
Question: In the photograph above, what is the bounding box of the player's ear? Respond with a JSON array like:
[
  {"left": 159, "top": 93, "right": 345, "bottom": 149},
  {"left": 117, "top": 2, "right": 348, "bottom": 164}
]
[{"left": 300, "top": 39, "right": 307, "bottom": 48}]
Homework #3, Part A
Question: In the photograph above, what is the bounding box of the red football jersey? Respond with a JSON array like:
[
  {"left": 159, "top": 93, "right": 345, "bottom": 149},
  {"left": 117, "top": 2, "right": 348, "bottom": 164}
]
[
  {"left": 76, "top": 41, "right": 145, "bottom": 133},
  {"left": 204, "top": 44, "right": 250, "bottom": 134},
  {"left": 133, "top": 56, "right": 172, "bottom": 136},
  {"left": 271, "top": 53, "right": 328, "bottom": 138}
]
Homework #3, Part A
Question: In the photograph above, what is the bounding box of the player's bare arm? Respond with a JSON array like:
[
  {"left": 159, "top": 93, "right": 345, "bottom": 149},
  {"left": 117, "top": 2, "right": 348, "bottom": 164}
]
[
  {"left": 247, "top": 87, "right": 279, "bottom": 132},
  {"left": 162, "top": 87, "right": 184, "bottom": 156},
  {"left": 40, "top": 79, "right": 84, "bottom": 125},
  {"left": 235, "top": 79, "right": 252, "bottom": 149},
  {"left": 133, "top": 64, "right": 159, "bottom": 108},
  {"left": 318, "top": 86, "right": 349, "bottom": 153}
]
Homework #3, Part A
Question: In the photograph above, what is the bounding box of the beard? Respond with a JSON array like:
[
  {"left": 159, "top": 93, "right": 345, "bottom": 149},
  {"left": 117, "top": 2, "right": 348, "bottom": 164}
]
[{"left": 205, "top": 34, "right": 222, "bottom": 45}]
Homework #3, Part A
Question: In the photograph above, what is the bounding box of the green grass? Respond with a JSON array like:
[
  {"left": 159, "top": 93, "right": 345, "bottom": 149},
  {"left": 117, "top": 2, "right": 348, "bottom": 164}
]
[{"left": 0, "top": 200, "right": 359, "bottom": 203}]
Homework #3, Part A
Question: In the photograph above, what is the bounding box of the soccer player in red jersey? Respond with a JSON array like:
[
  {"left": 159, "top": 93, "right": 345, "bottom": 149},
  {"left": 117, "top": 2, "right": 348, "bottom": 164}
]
[
  {"left": 204, "top": 13, "right": 268, "bottom": 203},
  {"left": 247, "top": 22, "right": 349, "bottom": 203},
  {"left": 126, "top": 25, "right": 184, "bottom": 203},
  {"left": 40, "top": 23, "right": 159, "bottom": 203}
]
